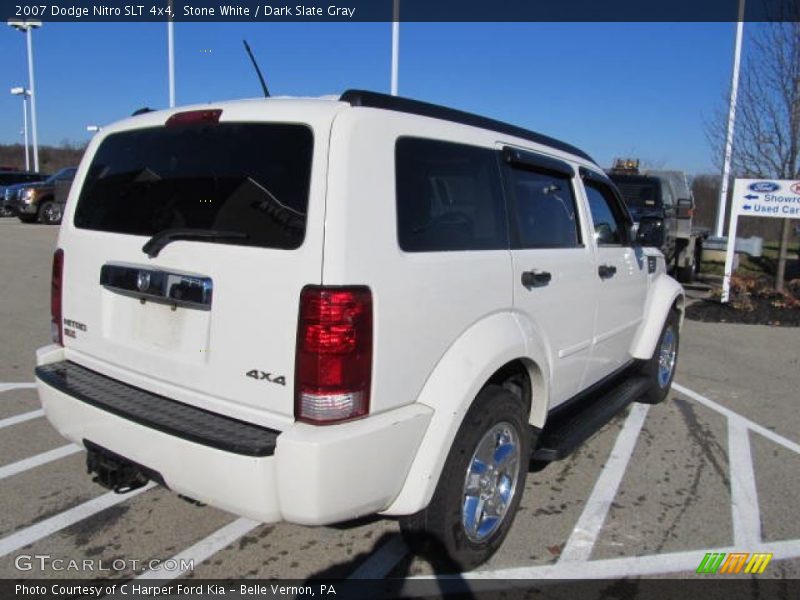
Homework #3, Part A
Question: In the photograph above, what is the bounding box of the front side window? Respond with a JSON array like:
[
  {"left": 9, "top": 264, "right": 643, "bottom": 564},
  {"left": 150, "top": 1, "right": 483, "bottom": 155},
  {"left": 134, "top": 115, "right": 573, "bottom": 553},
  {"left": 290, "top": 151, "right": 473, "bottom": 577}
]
[
  {"left": 75, "top": 123, "right": 313, "bottom": 250},
  {"left": 584, "top": 181, "right": 629, "bottom": 246},
  {"left": 509, "top": 168, "right": 581, "bottom": 249},
  {"left": 395, "top": 138, "right": 507, "bottom": 252}
]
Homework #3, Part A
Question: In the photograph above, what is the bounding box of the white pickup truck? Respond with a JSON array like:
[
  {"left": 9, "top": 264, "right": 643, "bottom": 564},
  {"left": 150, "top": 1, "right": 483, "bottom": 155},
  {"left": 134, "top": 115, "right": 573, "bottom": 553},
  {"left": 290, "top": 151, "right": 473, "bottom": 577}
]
[{"left": 35, "top": 91, "right": 683, "bottom": 569}]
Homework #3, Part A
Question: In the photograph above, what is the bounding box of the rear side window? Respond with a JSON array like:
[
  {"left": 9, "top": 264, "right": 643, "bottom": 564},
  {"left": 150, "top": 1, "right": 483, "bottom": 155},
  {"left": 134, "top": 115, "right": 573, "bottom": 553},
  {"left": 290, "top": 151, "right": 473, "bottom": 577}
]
[
  {"left": 75, "top": 123, "right": 313, "bottom": 250},
  {"left": 509, "top": 169, "right": 580, "bottom": 248},
  {"left": 395, "top": 138, "right": 507, "bottom": 252}
]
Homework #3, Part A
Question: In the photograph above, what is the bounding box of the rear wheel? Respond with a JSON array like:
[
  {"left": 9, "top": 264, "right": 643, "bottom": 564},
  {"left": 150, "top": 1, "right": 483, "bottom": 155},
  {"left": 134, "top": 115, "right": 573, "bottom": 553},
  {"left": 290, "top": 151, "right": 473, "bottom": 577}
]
[
  {"left": 639, "top": 310, "right": 679, "bottom": 404},
  {"left": 399, "top": 385, "right": 530, "bottom": 571}
]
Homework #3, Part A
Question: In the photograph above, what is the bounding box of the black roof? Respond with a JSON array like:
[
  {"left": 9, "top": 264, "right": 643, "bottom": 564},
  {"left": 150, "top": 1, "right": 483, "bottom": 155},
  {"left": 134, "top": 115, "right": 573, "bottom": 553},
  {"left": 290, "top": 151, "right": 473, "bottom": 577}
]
[{"left": 339, "top": 89, "right": 595, "bottom": 164}]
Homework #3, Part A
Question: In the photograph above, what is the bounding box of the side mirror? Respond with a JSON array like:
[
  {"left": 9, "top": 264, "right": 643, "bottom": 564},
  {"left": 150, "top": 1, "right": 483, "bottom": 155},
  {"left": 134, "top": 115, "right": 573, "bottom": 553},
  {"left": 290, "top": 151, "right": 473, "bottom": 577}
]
[
  {"left": 676, "top": 197, "right": 693, "bottom": 219},
  {"left": 636, "top": 216, "right": 665, "bottom": 248}
]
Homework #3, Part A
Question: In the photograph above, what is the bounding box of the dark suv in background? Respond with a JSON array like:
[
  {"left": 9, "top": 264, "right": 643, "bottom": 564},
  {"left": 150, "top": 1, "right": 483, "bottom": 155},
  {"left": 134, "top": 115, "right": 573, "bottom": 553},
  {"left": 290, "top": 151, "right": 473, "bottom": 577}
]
[
  {"left": 0, "top": 170, "right": 49, "bottom": 217},
  {"left": 4, "top": 167, "right": 77, "bottom": 224}
]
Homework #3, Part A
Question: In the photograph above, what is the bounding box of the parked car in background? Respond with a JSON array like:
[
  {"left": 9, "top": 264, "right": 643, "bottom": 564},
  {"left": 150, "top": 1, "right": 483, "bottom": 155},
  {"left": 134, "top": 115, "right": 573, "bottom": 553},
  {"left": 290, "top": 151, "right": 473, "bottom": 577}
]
[
  {"left": 6, "top": 167, "right": 77, "bottom": 224},
  {"left": 0, "top": 170, "right": 49, "bottom": 217},
  {"left": 607, "top": 159, "right": 707, "bottom": 283}
]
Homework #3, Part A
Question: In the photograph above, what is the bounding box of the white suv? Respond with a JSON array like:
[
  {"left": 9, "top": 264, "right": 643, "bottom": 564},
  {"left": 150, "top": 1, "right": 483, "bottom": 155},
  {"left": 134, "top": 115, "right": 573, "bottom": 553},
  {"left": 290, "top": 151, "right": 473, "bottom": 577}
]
[{"left": 36, "top": 90, "right": 683, "bottom": 569}]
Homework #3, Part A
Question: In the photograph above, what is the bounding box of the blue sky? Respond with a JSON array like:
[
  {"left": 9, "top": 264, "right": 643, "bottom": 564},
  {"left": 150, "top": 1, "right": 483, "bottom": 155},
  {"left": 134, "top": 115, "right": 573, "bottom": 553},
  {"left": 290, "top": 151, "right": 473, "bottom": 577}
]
[{"left": 1, "top": 22, "right": 741, "bottom": 174}]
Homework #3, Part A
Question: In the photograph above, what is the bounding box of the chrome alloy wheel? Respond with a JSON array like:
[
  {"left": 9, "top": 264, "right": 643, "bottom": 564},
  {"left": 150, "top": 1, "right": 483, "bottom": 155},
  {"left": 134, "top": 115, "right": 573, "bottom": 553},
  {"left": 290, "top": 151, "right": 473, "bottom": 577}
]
[
  {"left": 462, "top": 422, "right": 521, "bottom": 543},
  {"left": 657, "top": 326, "right": 677, "bottom": 387}
]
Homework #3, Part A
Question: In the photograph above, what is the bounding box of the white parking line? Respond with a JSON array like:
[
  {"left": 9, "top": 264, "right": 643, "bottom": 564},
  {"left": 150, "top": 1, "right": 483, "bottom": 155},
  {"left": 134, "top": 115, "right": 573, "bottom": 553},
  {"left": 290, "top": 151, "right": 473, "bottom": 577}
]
[
  {"left": 348, "top": 536, "right": 410, "bottom": 579},
  {"left": 728, "top": 420, "right": 762, "bottom": 547},
  {"left": 0, "top": 409, "right": 43, "bottom": 430},
  {"left": 414, "top": 538, "right": 800, "bottom": 582},
  {"left": 0, "top": 444, "right": 82, "bottom": 481},
  {"left": 439, "top": 382, "right": 800, "bottom": 581},
  {"left": 672, "top": 383, "right": 800, "bottom": 454},
  {"left": 0, "top": 482, "right": 155, "bottom": 557},
  {"left": 0, "top": 383, "right": 37, "bottom": 394},
  {"left": 137, "top": 517, "right": 260, "bottom": 580},
  {"left": 559, "top": 402, "right": 650, "bottom": 562}
]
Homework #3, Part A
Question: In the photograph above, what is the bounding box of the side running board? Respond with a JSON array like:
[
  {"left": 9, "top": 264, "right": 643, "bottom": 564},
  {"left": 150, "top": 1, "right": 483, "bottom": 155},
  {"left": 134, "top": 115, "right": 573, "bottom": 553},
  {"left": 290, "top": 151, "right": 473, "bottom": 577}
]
[{"left": 532, "top": 375, "right": 651, "bottom": 462}]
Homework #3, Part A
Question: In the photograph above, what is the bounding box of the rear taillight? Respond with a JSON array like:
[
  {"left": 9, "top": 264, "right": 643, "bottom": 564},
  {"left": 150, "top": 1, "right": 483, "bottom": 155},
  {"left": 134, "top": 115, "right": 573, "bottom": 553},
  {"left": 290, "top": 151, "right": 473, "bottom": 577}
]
[
  {"left": 295, "top": 286, "right": 373, "bottom": 425},
  {"left": 51, "top": 248, "right": 64, "bottom": 345}
]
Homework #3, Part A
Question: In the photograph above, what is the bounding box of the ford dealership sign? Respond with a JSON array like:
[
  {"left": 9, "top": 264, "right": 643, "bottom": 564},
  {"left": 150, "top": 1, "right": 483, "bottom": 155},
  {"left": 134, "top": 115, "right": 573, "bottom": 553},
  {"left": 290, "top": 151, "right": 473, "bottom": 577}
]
[{"left": 748, "top": 181, "right": 781, "bottom": 193}]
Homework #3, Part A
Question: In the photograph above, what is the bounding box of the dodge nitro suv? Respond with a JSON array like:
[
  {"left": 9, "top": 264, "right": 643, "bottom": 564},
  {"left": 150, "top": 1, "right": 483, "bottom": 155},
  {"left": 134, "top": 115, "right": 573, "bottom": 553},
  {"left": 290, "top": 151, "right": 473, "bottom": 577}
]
[{"left": 35, "top": 91, "right": 683, "bottom": 569}]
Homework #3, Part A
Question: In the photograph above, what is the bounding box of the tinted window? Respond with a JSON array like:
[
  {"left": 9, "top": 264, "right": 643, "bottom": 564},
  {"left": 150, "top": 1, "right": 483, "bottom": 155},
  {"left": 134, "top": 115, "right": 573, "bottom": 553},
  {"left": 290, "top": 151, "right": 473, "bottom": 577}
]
[
  {"left": 75, "top": 124, "right": 313, "bottom": 250},
  {"left": 608, "top": 175, "right": 662, "bottom": 211},
  {"left": 510, "top": 169, "right": 580, "bottom": 248},
  {"left": 395, "top": 138, "right": 507, "bottom": 252},
  {"left": 585, "top": 182, "right": 628, "bottom": 245},
  {"left": 0, "top": 173, "right": 43, "bottom": 185},
  {"left": 49, "top": 168, "right": 77, "bottom": 183}
]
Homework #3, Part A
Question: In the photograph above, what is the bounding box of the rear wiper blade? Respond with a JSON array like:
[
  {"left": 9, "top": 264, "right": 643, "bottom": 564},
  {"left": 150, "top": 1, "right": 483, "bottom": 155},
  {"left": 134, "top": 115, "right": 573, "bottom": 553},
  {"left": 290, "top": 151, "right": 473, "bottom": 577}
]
[{"left": 142, "top": 229, "right": 249, "bottom": 258}]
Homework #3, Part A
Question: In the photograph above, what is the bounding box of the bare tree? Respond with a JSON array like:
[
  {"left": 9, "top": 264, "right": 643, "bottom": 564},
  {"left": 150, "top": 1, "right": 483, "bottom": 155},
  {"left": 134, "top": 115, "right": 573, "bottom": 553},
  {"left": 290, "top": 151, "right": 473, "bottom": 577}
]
[{"left": 707, "top": 15, "right": 800, "bottom": 292}]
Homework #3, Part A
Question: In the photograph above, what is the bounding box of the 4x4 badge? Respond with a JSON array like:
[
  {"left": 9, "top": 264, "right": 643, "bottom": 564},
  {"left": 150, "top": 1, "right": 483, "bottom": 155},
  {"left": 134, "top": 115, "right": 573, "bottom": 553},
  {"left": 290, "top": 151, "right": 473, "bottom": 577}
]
[{"left": 246, "top": 370, "right": 286, "bottom": 386}]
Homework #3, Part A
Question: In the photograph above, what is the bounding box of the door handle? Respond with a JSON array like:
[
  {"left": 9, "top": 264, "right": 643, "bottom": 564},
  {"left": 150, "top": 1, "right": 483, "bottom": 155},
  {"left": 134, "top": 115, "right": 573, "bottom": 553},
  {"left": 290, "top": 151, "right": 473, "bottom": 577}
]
[
  {"left": 598, "top": 264, "right": 617, "bottom": 279},
  {"left": 521, "top": 270, "right": 552, "bottom": 289}
]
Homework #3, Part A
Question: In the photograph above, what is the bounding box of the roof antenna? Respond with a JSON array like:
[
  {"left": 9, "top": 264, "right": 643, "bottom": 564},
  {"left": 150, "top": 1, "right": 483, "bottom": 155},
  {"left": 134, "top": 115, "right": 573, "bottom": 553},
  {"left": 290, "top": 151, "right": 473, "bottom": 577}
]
[{"left": 243, "top": 39, "right": 270, "bottom": 98}]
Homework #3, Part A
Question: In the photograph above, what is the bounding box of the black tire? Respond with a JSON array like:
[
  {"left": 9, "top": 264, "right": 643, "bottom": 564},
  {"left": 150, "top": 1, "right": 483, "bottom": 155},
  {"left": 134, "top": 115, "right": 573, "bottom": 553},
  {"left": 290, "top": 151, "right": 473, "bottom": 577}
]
[
  {"left": 399, "top": 385, "right": 531, "bottom": 571},
  {"left": 676, "top": 264, "right": 694, "bottom": 284},
  {"left": 639, "top": 310, "right": 680, "bottom": 404},
  {"left": 38, "top": 200, "right": 62, "bottom": 225}
]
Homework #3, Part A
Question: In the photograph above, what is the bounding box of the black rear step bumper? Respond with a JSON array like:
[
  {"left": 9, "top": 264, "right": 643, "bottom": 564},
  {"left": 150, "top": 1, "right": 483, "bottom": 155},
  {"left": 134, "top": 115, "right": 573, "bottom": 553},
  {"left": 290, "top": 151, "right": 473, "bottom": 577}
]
[{"left": 35, "top": 361, "right": 279, "bottom": 457}]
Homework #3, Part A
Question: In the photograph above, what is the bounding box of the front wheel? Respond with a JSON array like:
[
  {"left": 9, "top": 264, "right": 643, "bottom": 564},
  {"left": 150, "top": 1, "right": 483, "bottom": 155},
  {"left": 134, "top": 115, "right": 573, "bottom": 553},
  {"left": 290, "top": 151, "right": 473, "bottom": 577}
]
[
  {"left": 639, "top": 309, "right": 680, "bottom": 404},
  {"left": 399, "top": 385, "right": 531, "bottom": 571},
  {"left": 39, "top": 201, "right": 62, "bottom": 225}
]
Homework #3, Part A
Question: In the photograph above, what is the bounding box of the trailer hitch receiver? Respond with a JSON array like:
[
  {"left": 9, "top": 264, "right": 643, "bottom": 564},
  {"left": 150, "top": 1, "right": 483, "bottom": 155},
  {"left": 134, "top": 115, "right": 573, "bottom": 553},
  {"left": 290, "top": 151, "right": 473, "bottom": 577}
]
[{"left": 84, "top": 440, "right": 154, "bottom": 494}]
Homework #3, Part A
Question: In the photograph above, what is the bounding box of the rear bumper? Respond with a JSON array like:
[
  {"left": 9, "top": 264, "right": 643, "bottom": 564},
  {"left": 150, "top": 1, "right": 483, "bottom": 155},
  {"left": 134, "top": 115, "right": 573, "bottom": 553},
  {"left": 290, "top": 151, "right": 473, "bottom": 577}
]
[{"left": 35, "top": 345, "right": 432, "bottom": 525}]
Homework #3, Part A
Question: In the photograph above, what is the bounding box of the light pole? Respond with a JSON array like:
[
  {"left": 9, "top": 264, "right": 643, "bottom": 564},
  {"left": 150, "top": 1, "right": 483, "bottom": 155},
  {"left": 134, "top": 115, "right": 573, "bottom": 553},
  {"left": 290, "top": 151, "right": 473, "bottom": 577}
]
[
  {"left": 8, "top": 19, "right": 42, "bottom": 173},
  {"left": 168, "top": 0, "right": 175, "bottom": 107},
  {"left": 86, "top": 125, "right": 101, "bottom": 134},
  {"left": 715, "top": 0, "right": 746, "bottom": 238},
  {"left": 391, "top": 0, "right": 399, "bottom": 96},
  {"left": 10, "top": 87, "right": 31, "bottom": 171}
]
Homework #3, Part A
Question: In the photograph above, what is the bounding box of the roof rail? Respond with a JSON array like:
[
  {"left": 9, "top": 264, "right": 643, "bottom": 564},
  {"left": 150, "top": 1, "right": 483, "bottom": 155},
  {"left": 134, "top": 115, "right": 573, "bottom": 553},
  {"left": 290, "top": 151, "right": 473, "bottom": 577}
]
[{"left": 339, "top": 89, "right": 594, "bottom": 164}]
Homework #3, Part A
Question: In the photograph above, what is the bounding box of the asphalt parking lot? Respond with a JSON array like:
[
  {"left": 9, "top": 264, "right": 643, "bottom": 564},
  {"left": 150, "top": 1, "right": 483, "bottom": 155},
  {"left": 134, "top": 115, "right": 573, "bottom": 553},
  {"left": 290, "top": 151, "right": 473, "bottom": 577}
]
[{"left": 0, "top": 217, "right": 798, "bottom": 586}]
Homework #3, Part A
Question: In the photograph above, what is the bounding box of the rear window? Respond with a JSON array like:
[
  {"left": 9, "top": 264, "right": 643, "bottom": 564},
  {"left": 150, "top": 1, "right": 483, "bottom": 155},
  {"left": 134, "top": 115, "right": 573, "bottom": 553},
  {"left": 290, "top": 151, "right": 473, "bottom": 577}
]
[
  {"left": 75, "top": 123, "right": 313, "bottom": 250},
  {"left": 395, "top": 137, "right": 507, "bottom": 252}
]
